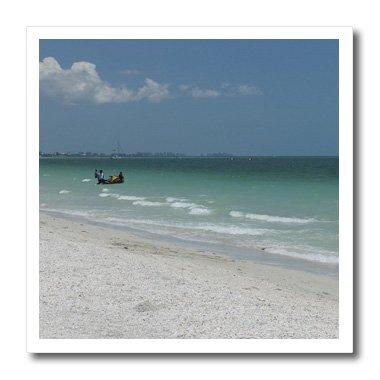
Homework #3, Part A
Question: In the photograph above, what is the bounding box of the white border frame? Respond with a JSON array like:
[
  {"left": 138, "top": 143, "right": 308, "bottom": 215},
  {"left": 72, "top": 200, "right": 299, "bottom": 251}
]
[{"left": 27, "top": 26, "right": 353, "bottom": 353}]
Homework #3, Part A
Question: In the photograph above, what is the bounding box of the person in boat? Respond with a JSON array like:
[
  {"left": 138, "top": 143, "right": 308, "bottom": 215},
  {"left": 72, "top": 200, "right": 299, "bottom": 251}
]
[
  {"left": 118, "top": 172, "right": 124, "bottom": 183},
  {"left": 96, "top": 169, "right": 106, "bottom": 184}
]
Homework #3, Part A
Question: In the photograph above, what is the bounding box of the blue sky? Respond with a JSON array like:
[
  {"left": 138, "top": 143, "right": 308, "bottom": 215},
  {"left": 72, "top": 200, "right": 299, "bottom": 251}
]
[{"left": 39, "top": 39, "right": 338, "bottom": 156}]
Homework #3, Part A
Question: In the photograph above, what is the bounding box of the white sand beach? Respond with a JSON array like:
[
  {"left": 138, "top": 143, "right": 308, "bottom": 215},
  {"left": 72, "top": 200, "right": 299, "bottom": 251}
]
[{"left": 39, "top": 212, "right": 338, "bottom": 339}]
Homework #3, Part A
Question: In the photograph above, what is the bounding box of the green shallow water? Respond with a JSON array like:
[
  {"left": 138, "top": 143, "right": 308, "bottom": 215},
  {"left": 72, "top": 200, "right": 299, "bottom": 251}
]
[{"left": 40, "top": 156, "right": 339, "bottom": 275}]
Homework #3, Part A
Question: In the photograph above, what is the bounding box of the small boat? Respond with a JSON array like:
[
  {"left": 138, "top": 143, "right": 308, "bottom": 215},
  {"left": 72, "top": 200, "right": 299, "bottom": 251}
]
[
  {"left": 98, "top": 174, "right": 125, "bottom": 185},
  {"left": 95, "top": 170, "right": 124, "bottom": 185},
  {"left": 98, "top": 179, "right": 124, "bottom": 185}
]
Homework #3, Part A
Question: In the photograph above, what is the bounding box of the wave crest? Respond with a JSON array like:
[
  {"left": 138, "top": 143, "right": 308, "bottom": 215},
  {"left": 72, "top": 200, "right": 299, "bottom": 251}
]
[
  {"left": 98, "top": 193, "right": 120, "bottom": 198},
  {"left": 245, "top": 213, "right": 314, "bottom": 223},
  {"left": 230, "top": 210, "right": 314, "bottom": 224},
  {"left": 189, "top": 208, "right": 211, "bottom": 215},
  {"left": 264, "top": 246, "right": 339, "bottom": 264},
  {"left": 118, "top": 195, "right": 145, "bottom": 201},
  {"left": 133, "top": 200, "right": 165, "bottom": 207}
]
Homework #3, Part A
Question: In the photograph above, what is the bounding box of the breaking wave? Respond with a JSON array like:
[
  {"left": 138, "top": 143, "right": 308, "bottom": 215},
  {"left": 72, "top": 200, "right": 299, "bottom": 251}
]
[
  {"left": 264, "top": 246, "right": 339, "bottom": 264},
  {"left": 133, "top": 200, "right": 165, "bottom": 207},
  {"left": 98, "top": 192, "right": 120, "bottom": 198},
  {"left": 189, "top": 208, "right": 211, "bottom": 215},
  {"left": 118, "top": 195, "right": 146, "bottom": 201},
  {"left": 230, "top": 210, "right": 314, "bottom": 224},
  {"left": 169, "top": 201, "right": 211, "bottom": 215}
]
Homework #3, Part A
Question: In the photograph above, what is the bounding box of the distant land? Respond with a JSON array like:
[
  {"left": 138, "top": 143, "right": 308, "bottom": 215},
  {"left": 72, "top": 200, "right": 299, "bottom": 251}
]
[
  {"left": 39, "top": 151, "right": 234, "bottom": 158},
  {"left": 39, "top": 151, "right": 338, "bottom": 158}
]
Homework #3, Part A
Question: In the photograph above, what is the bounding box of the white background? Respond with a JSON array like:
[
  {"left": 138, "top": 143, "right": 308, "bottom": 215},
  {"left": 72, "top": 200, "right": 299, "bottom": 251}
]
[{"left": 0, "top": 0, "right": 372, "bottom": 378}]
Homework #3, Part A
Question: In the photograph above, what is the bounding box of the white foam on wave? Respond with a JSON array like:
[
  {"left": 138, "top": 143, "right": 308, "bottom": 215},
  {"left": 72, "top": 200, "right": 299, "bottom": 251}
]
[
  {"left": 102, "top": 188, "right": 109, "bottom": 193},
  {"left": 230, "top": 210, "right": 314, "bottom": 224},
  {"left": 98, "top": 192, "right": 120, "bottom": 198},
  {"left": 245, "top": 213, "right": 314, "bottom": 224},
  {"left": 189, "top": 208, "right": 211, "bottom": 215},
  {"left": 166, "top": 197, "right": 188, "bottom": 203},
  {"left": 101, "top": 217, "right": 268, "bottom": 238},
  {"left": 169, "top": 201, "right": 211, "bottom": 216},
  {"left": 118, "top": 195, "right": 146, "bottom": 201},
  {"left": 264, "top": 246, "right": 339, "bottom": 264},
  {"left": 82, "top": 178, "right": 91, "bottom": 182},
  {"left": 59, "top": 190, "right": 71, "bottom": 194},
  {"left": 194, "top": 224, "right": 268, "bottom": 236},
  {"left": 133, "top": 200, "right": 165, "bottom": 207},
  {"left": 230, "top": 211, "right": 244, "bottom": 218},
  {"left": 170, "top": 201, "right": 198, "bottom": 209}
]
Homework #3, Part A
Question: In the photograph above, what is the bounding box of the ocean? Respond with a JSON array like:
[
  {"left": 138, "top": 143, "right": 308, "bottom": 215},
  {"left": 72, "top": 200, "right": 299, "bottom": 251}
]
[{"left": 39, "top": 156, "right": 339, "bottom": 276}]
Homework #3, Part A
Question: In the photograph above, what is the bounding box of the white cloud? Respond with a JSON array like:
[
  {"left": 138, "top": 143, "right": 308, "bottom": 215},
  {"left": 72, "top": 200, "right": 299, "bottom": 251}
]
[
  {"left": 135, "top": 78, "right": 170, "bottom": 103},
  {"left": 39, "top": 57, "right": 169, "bottom": 104},
  {"left": 235, "top": 84, "right": 262, "bottom": 96},
  {"left": 179, "top": 82, "right": 262, "bottom": 98},
  {"left": 190, "top": 87, "right": 221, "bottom": 98},
  {"left": 180, "top": 84, "right": 221, "bottom": 98},
  {"left": 40, "top": 57, "right": 261, "bottom": 104}
]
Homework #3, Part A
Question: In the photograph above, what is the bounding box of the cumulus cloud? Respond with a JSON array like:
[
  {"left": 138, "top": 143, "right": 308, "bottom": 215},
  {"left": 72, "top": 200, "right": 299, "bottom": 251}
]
[
  {"left": 135, "top": 78, "right": 171, "bottom": 102},
  {"left": 179, "top": 82, "right": 262, "bottom": 98},
  {"left": 235, "top": 84, "right": 262, "bottom": 96},
  {"left": 39, "top": 57, "right": 169, "bottom": 104},
  {"left": 219, "top": 83, "right": 263, "bottom": 96},
  {"left": 39, "top": 57, "right": 261, "bottom": 104},
  {"left": 191, "top": 88, "right": 221, "bottom": 98},
  {"left": 180, "top": 84, "right": 221, "bottom": 98}
]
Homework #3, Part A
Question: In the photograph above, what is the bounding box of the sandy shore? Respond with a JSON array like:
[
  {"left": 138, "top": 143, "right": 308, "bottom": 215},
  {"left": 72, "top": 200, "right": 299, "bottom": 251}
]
[{"left": 39, "top": 212, "right": 338, "bottom": 339}]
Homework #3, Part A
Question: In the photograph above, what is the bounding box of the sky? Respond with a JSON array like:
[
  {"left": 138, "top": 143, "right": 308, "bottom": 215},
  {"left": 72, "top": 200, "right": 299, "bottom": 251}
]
[{"left": 39, "top": 39, "right": 339, "bottom": 156}]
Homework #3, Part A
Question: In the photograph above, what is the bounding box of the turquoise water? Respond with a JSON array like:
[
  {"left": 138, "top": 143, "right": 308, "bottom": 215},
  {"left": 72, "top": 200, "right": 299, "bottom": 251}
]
[{"left": 40, "top": 157, "right": 339, "bottom": 275}]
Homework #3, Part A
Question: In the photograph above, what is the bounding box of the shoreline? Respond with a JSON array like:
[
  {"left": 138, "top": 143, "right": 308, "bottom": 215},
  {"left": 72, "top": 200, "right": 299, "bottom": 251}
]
[
  {"left": 41, "top": 208, "right": 339, "bottom": 278},
  {"left": 39, "top": 211, "right": 339, "bottom": 339}
]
